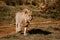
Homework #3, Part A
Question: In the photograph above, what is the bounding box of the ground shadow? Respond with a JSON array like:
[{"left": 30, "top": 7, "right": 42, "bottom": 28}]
[{"left": 28, "top": 29, "right": 52, "bottom": 35}]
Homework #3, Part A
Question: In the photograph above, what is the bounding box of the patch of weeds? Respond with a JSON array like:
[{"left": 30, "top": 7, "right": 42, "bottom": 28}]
[
  {"left": 47, "top": 26, "right": 54, "bottom": 31},
  {"left": 1, "top": 35, "right": 11, "bottom": 39}
]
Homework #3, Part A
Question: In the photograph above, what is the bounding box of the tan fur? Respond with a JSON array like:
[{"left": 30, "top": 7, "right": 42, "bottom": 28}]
[{"left": 15, "top": 8, "right": 32, "bottom": 35}]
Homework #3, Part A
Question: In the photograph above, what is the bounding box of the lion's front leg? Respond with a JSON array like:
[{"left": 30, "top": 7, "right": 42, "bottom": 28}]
[
  {"left": 24, "top": 27, "right": 27, "bottom": 36},
  {"left": 16, "top": 22, "right": 22, "bottom": 33}
]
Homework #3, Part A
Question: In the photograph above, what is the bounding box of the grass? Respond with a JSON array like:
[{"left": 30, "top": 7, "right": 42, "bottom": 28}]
[
  {"left": 0, "top": 5, "right": 60, "bottom": 40},
  {"left": 0, "top": 30, "right": 60, "bottom": 40}
]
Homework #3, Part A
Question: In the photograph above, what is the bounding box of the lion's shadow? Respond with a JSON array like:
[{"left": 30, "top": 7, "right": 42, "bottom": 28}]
[{"left": 28, "top": 29, "right": 52, "bottom": 35}]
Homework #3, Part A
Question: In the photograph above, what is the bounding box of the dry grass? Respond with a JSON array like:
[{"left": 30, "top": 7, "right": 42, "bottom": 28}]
[{"left": 0, "top": 5, "right": 60, "bottom": 40}]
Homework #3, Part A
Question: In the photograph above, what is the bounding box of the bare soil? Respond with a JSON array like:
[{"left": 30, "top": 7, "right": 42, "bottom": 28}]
[{"left": 0, "top": 19, "right": 60, "bottom": 40}]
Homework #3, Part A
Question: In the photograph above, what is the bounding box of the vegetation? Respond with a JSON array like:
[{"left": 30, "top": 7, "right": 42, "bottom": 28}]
[{"left": 0, "top": 0, "right": 60, "bottom": 40}]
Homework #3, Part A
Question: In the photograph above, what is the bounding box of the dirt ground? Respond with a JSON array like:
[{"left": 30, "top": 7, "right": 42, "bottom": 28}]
[
  {"left": 0, "top": 0, "right": 60, "bottom": 40},
  {"left": 0, "top": 19, "right": 60, "bottom": 40}
]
